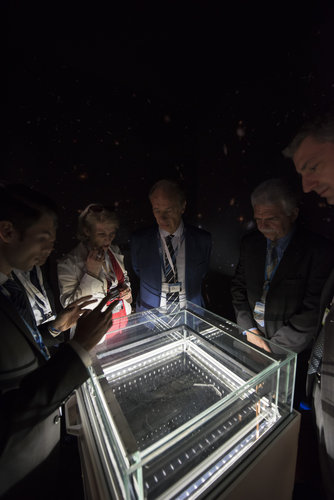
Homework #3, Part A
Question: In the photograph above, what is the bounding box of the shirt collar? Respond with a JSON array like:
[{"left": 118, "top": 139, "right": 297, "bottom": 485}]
[
  {"left": 159, "top": 219, "right": 184, "bottom": 239},
  {"left": 266, "top": 226, "right": 295, "bottom": 253}
]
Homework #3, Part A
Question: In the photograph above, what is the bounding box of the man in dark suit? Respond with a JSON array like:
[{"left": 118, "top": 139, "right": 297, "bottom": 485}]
[
  {"left": 0, "top": 184, "right": 116, "bottom": 499},
  {"left": 131, "top": 179, "right": 211, "bottom": 312},
  {"left": 284, "top": 115, "right": 334, "bottom": 499},
  {"left": 231, "top": 178, "right": 334, "bottom": 355}
]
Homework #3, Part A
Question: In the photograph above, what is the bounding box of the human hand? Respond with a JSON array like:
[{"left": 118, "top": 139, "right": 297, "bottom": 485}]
[
  {"left": 246, "top": 330, "right": 272, "bottom": 352},
  {"left": 86, "top": 248, "right": 104, "bottom": 277},
  {"left": 73, "top": 295, "right": 120, "bottom": 351},
  {"left": 117, "top": 284, "right": 132, "bottom": 302},
  {"left": 51, "top": 295, "right": 97, "bottom": 332}
]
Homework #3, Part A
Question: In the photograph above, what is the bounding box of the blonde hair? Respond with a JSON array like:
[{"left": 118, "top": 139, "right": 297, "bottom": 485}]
[{"left": 77, "top": 203, "right": 119, "bottom": 241}]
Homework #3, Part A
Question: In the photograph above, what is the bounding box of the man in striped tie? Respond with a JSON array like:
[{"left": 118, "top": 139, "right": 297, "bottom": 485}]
[
  {"left": 131, "top": 179, "right": 212, "bottom": 313},
  {"left": 284, "top": 114, "right": 334, "bottom": 499}
]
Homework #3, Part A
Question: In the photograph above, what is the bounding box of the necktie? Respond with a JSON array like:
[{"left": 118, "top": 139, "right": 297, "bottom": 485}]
[
  {"left": 260, "top": 241, "right": 278, "bottom": 304},
  {"left": 3, "top": 277, "right": 50, "bottom": 360},
  {"left": 164, "top": 235, "right": 179, "bottom": 314},
  {"left": 266, "top": 241, "right": 278, "bottom": 281}
]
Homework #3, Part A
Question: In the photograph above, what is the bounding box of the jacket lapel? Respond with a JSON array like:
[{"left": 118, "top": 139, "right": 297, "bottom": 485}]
[
  {"left": 252, "top": 236, "right": 267, "bottom": 287},
  {"left": 269, "top": 229, "right": 303, "bottom": 287}
]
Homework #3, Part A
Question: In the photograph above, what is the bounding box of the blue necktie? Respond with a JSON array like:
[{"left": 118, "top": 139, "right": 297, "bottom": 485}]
[
  {"left": 3, "top": 277, "right": 50, "bottom": 360},
  {"left": 261, "top": 241, "right": 278, "bottom": 303},
  {"left": 165, "top": 235, "right": 179, "bottom": 314},
  {"left": 266, "top": 241, "right": 278, "bottom": 281}
]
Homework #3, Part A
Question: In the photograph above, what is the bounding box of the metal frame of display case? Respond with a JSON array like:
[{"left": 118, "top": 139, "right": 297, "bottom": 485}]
[{"left": 67, "top": 302, "right": 299, "bottom": 500}]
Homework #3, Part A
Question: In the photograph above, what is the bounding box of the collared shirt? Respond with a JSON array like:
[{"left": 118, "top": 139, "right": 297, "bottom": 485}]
[{"left": 159, "top": 220, "right": 186, "bottom": 309}]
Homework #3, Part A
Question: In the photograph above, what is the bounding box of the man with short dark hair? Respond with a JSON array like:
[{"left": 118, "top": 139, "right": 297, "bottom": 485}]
[
  {"left": 231, "top": 177, "right": 334, "bottom": 354},
  {"left": 131, "top": 179, "right": 212, "bottom": 311},
  {"left": 284, "top": 115, "right": 334, "bottom": 499},
  {"left": 0, "top": 184, "right": 116, "bottom": 499}
]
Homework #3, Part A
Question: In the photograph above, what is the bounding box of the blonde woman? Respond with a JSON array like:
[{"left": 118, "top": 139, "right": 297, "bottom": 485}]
[{"left": 58, "top": 204, "right": 132, "bottom": 336}]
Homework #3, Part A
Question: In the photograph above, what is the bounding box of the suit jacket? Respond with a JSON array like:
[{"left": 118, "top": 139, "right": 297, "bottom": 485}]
[
  {"left": 231, "top": 226, "right": 334, "bottom": 353},
  {"left": 131, "top": 223, "right": 212, "bottom": 311},
  {"left": 307, "top": 268, "right": 334, "bottom": 460},
  {"left": 0, "top": 292, "right": 88, "bottom": 496}
]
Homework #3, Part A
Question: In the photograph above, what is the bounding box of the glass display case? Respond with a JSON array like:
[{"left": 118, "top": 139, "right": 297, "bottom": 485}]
[{"left": 74, "top": 302, "right": 297, "bottom": 500}]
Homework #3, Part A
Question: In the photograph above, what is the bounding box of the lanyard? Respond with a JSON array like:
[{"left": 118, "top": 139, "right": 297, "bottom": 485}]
[
  {"left": 14, "top": 269, "right": 54, "bottom": 323},
  {"left": 15, "top": 268, "right": 51, "bottom": 311}
]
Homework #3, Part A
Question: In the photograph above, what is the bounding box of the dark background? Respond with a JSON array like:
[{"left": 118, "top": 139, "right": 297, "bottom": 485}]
[{"left": 6, "top": 1, "right": 334, "bottom": 319}]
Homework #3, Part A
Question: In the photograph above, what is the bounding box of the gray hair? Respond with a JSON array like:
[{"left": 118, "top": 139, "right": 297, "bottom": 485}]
[
  {"left": 251, "top": 178, "right": 300, "bottom": 216},
  {"left": 77, "top": 203, "right": 119, "bottom": 241},
  {"left": 149, "top": 179, "right": 186, "bottom": 205},
  {"left": 283, "top": 114, "right": 334, "bottom": 158}
]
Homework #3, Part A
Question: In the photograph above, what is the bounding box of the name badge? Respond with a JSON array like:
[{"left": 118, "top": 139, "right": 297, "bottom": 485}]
[
  {"left": 161, "top": 282, "right": 182, "bottom": 293},
  {"left": 253, "top": 301, "right": 265, "bottom": 327},
  {"left": 169, "top": 282, "right": 181, "bottom": 293}
]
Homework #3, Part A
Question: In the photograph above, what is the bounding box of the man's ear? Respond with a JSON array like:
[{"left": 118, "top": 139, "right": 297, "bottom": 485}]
[
  {"left": 291, "top": 207, "right": 299, "bottom": 223},
  {"left": 0, "top": 221, "right": 16, "bottom": 243}
]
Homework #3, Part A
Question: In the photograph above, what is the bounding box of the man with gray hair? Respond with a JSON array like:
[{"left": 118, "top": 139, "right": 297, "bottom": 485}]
[
  {"left": 131, "top": 179, "right": 211, "bottom": 312},
  {"left": 231, "top": 177, "right": 334, "bottom": 357},
  {"left": 284, "top": 114, "right": 334, "bottom": 498}
]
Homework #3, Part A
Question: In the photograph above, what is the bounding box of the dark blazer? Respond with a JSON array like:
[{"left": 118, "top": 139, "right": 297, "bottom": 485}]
[
  {"left": 0, "top": 293, "right": 88, "bottom": 496},
  {"left": 131, "top": 222, "right": 212, "bottom": 311},
  {"left": 308, "top": 266, "right": 334, "bottom": 401},
  {"left": 231, "top": 226, "right": 334, "bottom": 353}
]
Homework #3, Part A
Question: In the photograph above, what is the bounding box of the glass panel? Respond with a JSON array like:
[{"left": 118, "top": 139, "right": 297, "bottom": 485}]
[{"left": 84, "top": 302, "right": 296, "bottom": 499}]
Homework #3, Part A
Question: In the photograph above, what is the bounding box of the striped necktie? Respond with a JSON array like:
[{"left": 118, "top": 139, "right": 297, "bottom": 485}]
[{"left": 165, "top": 235, "right": 179, "bottom": 314}]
